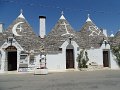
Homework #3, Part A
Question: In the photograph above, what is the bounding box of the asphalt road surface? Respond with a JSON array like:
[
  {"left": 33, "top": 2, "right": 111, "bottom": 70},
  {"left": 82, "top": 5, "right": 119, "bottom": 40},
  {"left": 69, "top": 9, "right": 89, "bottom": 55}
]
[{"left": 0, "top": 70, "right": 120, "bottom": 90}]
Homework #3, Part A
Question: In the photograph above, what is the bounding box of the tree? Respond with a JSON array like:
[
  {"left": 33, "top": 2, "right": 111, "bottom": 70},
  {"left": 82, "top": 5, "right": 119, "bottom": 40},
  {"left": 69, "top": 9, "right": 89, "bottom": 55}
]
[
  {"left": 76, "top": 49, "right": 89, "bottom": 69},
  {"left": 111, "top": 45, "right": 120, "bottom": 67}
]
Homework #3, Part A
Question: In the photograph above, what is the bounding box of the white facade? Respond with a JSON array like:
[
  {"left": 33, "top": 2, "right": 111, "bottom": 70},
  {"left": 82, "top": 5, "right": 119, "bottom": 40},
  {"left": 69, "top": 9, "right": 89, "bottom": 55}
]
[
  {"left": 0, "top": 38, "right": 23, "bottom": 72},
  {"left": 87, "top": 41, "right": 119, "bottom": 69},
  {"left": 42, "top": 40, "right": 120, "bottom": 72},
  {"left": 0, "top": 11, "right": 120, "bottom": 73},
  {"left": 0, "top": 38, "right": 119, "bottom": 73},
  {"left": 0, "top": 38, "right": 37, "bottom": 72},
  {"left": 42, "top": 40, "right": 79, "bottom": 71}
]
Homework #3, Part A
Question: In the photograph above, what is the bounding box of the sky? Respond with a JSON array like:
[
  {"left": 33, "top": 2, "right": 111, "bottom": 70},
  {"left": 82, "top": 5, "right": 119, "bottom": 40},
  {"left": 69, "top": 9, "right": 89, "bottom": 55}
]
[{"left": 1, "top": 0, "right": 120, "bottom": 36}]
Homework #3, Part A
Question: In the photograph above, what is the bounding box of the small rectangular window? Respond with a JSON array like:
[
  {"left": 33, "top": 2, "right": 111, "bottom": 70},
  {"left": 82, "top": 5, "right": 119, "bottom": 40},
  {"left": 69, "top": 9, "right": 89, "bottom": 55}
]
[
  {"left": 59, "top": 48, "right": 62, "bottom": 51},
  {"left": 20, "top": 55, "right": 27, "bottom": 60},
  {"left": 77, "top": 47, "right": 79, "bottom": 51},
  {"left": 20, "top": 55, "right": 28, "bottom": 64}
]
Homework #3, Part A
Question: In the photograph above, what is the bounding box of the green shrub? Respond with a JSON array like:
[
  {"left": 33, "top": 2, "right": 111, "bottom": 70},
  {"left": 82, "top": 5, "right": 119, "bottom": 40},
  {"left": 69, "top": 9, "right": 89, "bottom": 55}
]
[
  {"left": 111, "top": 45, "right": 120, "bottom": 67},
  {"left": 76, "top": 49, "right": 89, "bottom": 68}
]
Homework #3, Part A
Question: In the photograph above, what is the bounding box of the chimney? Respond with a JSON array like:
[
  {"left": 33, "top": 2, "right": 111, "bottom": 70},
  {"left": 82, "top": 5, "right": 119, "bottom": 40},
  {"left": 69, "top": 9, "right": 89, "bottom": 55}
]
[
  {"left": 102, "top": 29, "right": 107, "bottom": 37},
  {"left": 0, "top": 23, "right": 4, "bottom": 33},
  {"left": 39, "top": 16, "right": 46, "bottom": 38}
]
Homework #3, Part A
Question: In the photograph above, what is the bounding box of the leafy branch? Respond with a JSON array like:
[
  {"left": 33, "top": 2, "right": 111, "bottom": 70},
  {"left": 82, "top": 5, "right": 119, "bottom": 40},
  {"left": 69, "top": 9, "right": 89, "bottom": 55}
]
[
  {"left": 111, "top": 45, "right": 120, "bottom": 67},
  {"left": 76, "top": 49, "right": 89, "bottom": 69}
]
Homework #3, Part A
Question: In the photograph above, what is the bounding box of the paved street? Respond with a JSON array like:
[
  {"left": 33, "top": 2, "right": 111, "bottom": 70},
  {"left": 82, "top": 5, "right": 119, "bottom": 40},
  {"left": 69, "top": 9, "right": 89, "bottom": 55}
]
[{"left": 0, "top": 70, "right": 120, "bottom": 90}]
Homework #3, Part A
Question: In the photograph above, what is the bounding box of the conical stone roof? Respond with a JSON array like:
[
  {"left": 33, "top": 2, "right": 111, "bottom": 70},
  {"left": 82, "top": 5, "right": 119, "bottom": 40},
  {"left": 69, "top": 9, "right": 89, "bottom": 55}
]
[
  {"left": 44, "top": 14, "right": 77, "bottom": 53},
  {"left": 110, "top": 30, "right": 120, "bottom": 46},
  {"left": 45, "top": 14, "right": 108, "bottom": 53},
  {"left": 77, "top": 18, "right": 107, "bottom": 49},
  {"left": 0, "top": 13, "right": 42, "bottom": 53}
]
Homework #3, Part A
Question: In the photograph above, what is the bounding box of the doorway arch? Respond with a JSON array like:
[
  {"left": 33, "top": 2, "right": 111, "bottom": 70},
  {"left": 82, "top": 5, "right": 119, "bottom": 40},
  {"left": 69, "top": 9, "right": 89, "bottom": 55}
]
[
  {"left": 66, "top": 44, "right": 74, "bottom": 69},
  {"left": 6, "top": 46, "right": 17, "bottom": 71}
]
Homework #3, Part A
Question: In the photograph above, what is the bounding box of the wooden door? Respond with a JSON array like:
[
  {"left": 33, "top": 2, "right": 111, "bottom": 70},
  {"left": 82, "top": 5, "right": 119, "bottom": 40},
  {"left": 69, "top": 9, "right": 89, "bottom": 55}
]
[
  {"left": 8, "top": 51, "right": 17, "bottom": 71},
  {"left": 103, "top": 51, "right": 109, "bottom": 67},
  {"left": 66, "top": 49, "right": 74, "bottom": 69}
]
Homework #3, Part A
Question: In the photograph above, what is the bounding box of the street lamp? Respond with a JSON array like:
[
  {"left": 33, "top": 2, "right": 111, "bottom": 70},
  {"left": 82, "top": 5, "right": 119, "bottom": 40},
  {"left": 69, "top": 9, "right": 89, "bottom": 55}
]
[
  {"left": 7, "top": 34, "right": 15, "bottom": 46},
  {"left": 69, "top": 36, "right": 72, "bottom": 44}
]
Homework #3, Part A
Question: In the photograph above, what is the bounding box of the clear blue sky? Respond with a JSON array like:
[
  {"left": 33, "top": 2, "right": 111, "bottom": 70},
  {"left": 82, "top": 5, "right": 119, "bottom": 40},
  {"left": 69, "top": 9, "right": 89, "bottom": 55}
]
[{"left": 1, "top": 0, "right": 120, "bottom": 35}]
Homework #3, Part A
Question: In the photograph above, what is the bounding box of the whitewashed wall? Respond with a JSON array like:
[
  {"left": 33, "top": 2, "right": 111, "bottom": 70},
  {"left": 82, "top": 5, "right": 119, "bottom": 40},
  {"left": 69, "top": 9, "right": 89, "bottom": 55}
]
[
  {"left": 87, "top": 48, "right": 103, "bottom": 65},
  {"left": 87, "top": 42, "right": 119, "bottom": 69},
  {"left": 37, "top": 40, "right": 120, "bottom": 71},
  {"left": 41, "top": 40, "right": 79, "bottom": 71},
  {"left": 46, "top": 53, "right": 65, "bottom": 71},
  {"left": 101, "top": 42, "right": 119, "bottom": 69}
]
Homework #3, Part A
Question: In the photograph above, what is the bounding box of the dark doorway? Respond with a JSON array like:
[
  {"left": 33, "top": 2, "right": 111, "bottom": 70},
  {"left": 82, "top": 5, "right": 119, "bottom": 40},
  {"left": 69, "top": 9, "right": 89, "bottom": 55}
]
[
  {"left": 103, "top": 51, "right": 109, "bottom": 67},
  {"left": 6, "top": 46, "right": 17, "bottom": 71},
  {"left": 66, "top": 49, "right": 74, "bottom": 69},
  {"left": 8, "top": 51, "right": 17, "bottom": 71}
]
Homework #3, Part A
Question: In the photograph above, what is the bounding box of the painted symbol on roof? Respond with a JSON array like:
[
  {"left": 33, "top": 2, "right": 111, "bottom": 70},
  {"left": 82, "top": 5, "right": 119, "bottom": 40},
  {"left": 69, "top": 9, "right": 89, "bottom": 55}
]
[
  {"left": 89, "top": 25, "right": 101, "bottom": 36},
  {"left": 12, "top": 22, "right": 24, "bottom": 36},
  {"left": 61, "top": 22, "right": 74, "bottom": 36}
]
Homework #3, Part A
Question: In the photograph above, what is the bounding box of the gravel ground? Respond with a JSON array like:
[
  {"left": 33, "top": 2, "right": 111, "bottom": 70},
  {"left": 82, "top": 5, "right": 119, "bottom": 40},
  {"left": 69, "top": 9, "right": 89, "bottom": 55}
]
[{"left": 0, "top": 70, "right": 120, "bottom": 90}]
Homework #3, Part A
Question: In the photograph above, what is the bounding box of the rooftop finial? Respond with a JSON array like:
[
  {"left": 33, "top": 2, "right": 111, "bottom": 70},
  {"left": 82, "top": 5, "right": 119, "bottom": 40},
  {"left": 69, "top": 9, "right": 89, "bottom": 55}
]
[
  {"left": 61, "top": 11, "right": 64, "bottom": 15},
  {"left": 119, "top": 29, "right": 120, "bottom": 31},
  {"left": 20, "top": 9, "right": 23, "bottom": 14},
  {"left": 86, "top": 14, "right": 92, "bottom": 22},
  {"left": 60, "top": 11, "right": 65, "bottom": 20},
  {"left": 18, "top": 9, "right": 25, "bottom": 19},
  {"left": 88, "top": 14, "right": 90, "bottom": 18},
  {"left": 110, "top": 31, "right": 114, "bottom": 37}
]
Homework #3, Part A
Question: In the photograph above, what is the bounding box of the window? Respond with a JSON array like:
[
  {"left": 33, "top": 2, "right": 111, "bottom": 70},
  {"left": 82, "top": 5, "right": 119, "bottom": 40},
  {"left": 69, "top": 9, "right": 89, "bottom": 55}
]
[
  {"left": 20, "top": 55, "right": 28, "bottom": 64},
  {"left": 20, "top": 55, "right": 27, "bottom": 60},
  {"left": 59, "top": 48, "right": 62, "bottom": 51}
]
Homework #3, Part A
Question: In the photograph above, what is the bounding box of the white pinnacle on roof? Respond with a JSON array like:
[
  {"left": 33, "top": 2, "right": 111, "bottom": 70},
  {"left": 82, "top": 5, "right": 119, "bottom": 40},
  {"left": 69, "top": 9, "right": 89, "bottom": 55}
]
[
  {"left": 86, "top": 14, "right": 92, "bottom": 22},
  {"left": 60, "top": 11, "right": 66, "bottom": 20},
  {"left": 18, "top": 9, "right": 25, "bottom": 19},
  {"left": 110, "top": 34, "right": 114, "bottom": 37}
]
